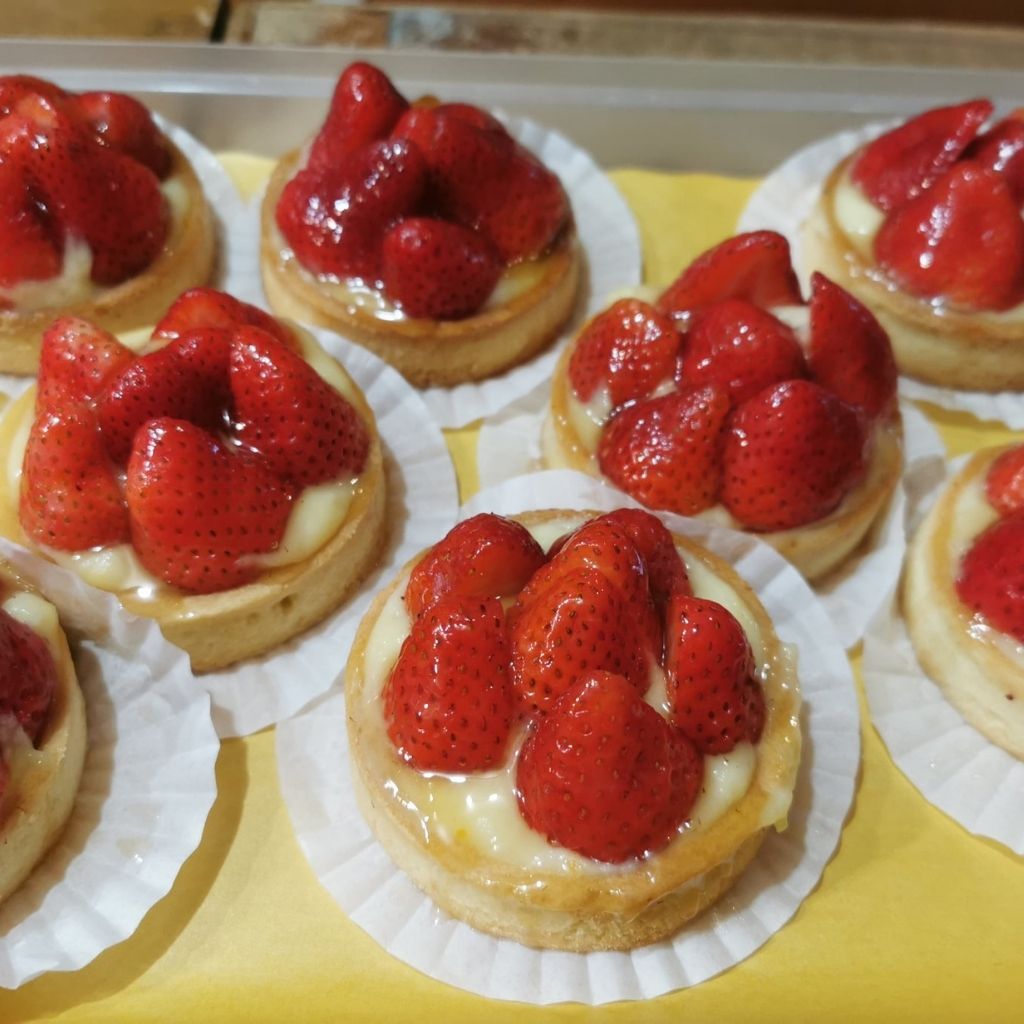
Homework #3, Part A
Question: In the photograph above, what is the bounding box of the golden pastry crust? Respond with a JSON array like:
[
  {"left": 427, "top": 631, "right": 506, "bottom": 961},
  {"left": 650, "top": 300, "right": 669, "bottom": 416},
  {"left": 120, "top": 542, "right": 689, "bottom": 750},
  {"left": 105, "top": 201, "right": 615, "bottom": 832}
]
[
  {"left": 345, "top": 509, "right": 802, "bottom": 952},
  {"left": 803, "top": 155, "right": 1024, "bottom": 391},
  {"left": 0, "top": 138, "right": 216, "bottom": 376},
  {"left": 903, "top": 447, "right": 1024, "bottom": 758},
  {"left": 259, "top": 149, "right": 581, "bottom": 388}
]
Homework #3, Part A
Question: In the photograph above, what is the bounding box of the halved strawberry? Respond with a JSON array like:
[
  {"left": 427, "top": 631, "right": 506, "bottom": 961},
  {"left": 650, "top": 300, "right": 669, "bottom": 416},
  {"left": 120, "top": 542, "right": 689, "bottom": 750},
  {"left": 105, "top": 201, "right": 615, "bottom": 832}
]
[
  {"left": 851, "top": 99, "right": 992, "bottom": 212},
  {"left": 597, "top": 385, "right": 731, "bottom": 516},
  {"left": 720, "top": 379, "right": 866, "bottom": 532},
  {"left": 965, "top": 112, "right": 1024, "bottom": 204},
  {"left": 676, "top": 297, "right": 806, "bottom": 405},
  {"left": 874, "top": 161, "right": 1024, "bottom": 311},
  {"left": 0, "top": 75, "right": 68, "bottom": 117},
  {"left": 516, "top": 671, "right": 703, "bottom": 863},
  {"left": 985, "top": 446, "right": 1024, "bottom": 517},
  {"left": 599, "top": 508, "right": 692, "bottom": 609},
  {"left": 0, "top": 607, "right": 59, "bottom": 745},
  {"left": 152, "top": 288, "right": 295, "bottom": 348},
  {"left": 567, "top": 299, "right": 680, "bottom": 406},
  {"left": 657, "top": 231, "right": 803, "bottom": 323},
  {"left": 956, "top": 513, "right": 1024, "bottom": 644},
  {"left": 0, "top": 160, "right": 62, "bottom": 289},
  {"left": 36, "top": 316, "right": 134, "bottom": 410},
  {"left": 126, "top": 418, "right": 293, "bottom": 595},
  {"left": 384, "top": 593, "right": 514, "bottom": 772},
  {"left": 73, "top": 91, "right": 171, "bottom": 179}
]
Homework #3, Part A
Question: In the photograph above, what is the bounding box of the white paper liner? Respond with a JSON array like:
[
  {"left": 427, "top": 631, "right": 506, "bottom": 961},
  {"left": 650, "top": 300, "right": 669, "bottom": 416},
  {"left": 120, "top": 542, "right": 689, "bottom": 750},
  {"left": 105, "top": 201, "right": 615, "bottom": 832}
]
[
  {"left": 234, "top": 113, "right": 642, "bottom": 429},
  {"left": 737, "top": 120, "right": 1024, "bottom": 428},
  {"left": 276, "top": 469, "right": 860, "bottom": 1005},
  {"left": 477, "top": 387, "right": 945, "bottom": 648},
  {"left": 0, "top": 537, "right": 219, "bottom": 989}
]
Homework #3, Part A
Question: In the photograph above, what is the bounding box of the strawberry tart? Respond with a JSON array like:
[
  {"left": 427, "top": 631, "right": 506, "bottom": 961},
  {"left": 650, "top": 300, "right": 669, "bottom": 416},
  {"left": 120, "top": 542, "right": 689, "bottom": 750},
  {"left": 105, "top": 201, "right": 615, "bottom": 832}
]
[
  {"left": 346, "top": 509, "right": 801, "bottom": 951},
  {"left": 0, "top": 566, "right": 85, "bottom": 905},
  {"left": 260, "top": 62, "right": 580, "bottom": 388},
  {"left": 0, "top": 289, "right": 386, "bottom": 672},
  {"left": 802, "top": 100, "right": 1024, "bottom": 391},
  {"left": 904, "top": 444, "right": 1024, "bottom": 758},
  {"left": 544, "top": 231, "right": 903, "bottom": 581}
]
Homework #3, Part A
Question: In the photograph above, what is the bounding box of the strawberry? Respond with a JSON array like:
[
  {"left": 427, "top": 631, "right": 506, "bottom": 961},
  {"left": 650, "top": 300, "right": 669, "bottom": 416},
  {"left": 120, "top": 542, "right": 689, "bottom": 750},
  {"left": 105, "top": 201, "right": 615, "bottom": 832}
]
[
  {"left": 664, "top": 594, "right": 764, "bottom": 754},
  {"left": 404, "top": 513, "right": 546, "bottom": 618},
  {"left": 0, "top": 607, "right": 59, "bottom": 745},
  {"left": 956, "top": 513, "right": 1024, "bottom": 644},
  {"left": 516, "top": 671, "right": 703, "bottom": 863},
  {"left": 597, "top": 385, "right": 731, "bottom": 516},
  {"left": 0, "top": 160, "right": 62, "bottom": 288},
  {"left": 20, "top": 406, "right": 129, "bottom": 551},
  {"left": 36, "top": 316, "right": 134, "bottom": 410},
  {"left": 807, "top": 272, "right": 897, "bottom": 419},
  {"left": 380, "top": 216, "right": 502, "bottom": 319},
  {"left": 567, "top": 299, "right": 680, "bottom": 406},
  {"left": 657, "top": 231, "right": 803, "bottom": 323},
  {"left": 0, "top": 75, "right": 68, "bottom": 116},
  {"left": 986, "top": 446, "right": 1024, "bottom": 517},
  {"left": 97, "top": 328, "right": 232, "bottom": 463},
  {"left": 676, "top": 298, "right": 806, "bottom": 405},
  {"left": 874, "top": 161, "right": 1024, "bottom": 311},
  {"left": 384, "top": 594, "right": 514, "bottom": 772},
  {"left": 152, "top": 288, "right": 295, "bottom": 349},
  {"left": 851, "top": 99, "right": 992, "bottom": 212},
  {"left": 126, "top": 418, "right": 293, "bottom": 594},
  {"left": 275, "top": 138, "right": 426, "bottom": 280},
  {"left": 965, "top": 112, "right": 1024, "bottom": 204},
  {"left": 720, "top": 379, "right": 866, "bottom": 532},
  {"left": 599, "top": 508, "right": 692, "bottom": 609},
  {"left": 73, "top": 91, "right": 171, "bottom": 179},
  {"left": 229, "top": 326, "right": 369, "bottom": 485},
  {"left": 433, "top": 102, "right": 505, "bottom": 133}
]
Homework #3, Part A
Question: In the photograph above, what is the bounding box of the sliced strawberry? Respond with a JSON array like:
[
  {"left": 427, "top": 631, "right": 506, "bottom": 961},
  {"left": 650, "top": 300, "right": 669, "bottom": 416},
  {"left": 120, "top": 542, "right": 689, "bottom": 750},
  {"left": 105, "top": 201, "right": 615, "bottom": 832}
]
[
  {"left": 851, "top": 99, "right": 992, "bottom": 212},
  {"left": 0, "top": 160, "right": 62, "bottom": 289},
  {"left": 597, "top": 385, "right": 731, "bottom": 516},
  {"left": 36, "top": 316, "right": 134, "bottom": 410},
  {"left": 126, "top": 418, "right": 293, "bottom": 594},
  {"left": 720, "top": 379, "right": 866, "bottom": 532},
  {"left": 677, "top": 298, "right": 806, "bottom": 405},
  {"left": 807, "top": 272, "right": 897, "bottom": 419},
  {"left": 956, "top": 513, "right": 1024, "bottom": 644},
  {"left": 384, "top": 594, "right": 514, "bottom": 772},
  {"left": 229, "top": 326, "right": 369, "bottom": 485},
  {"left": 568, "top": 299, "right": 680, "bottom": 406},
  {"left": 986, "top": 446, "right": 1024, "bottom": 516},
  {"left": 599, "top": 508, "right": 692, "bottom": 609},
  {"left": 404, "top": 513, "right": 546, "bottom": 618},
  {"left": 965, "top": 112, "right": 1024, "bottom": 204},
  {"left": 516, "top": 671, "right": 703, "bottom": 863},
  {"left": 875, "top": 161, "right": 1024, "bottom": 311},
  {"left": 0, "top": 75, "right": 68, "bottom": 117},
  {"left": 380, "top": 216, "right": 502, "bottom": 319},
  {"left": 73, "top": 91, "right": 171, "bottom": 179},
  {"left": 20, "top": 406, "right": 129, "bottom": 551},
  {"left": 152, "top": 288, "right": 295, "bottom": 348},
  {"left": 0, "top": 607, "right": 59, "bottom": 746},
  {"left": 657, "top": 231, "right": 803, "bottom": 323}
]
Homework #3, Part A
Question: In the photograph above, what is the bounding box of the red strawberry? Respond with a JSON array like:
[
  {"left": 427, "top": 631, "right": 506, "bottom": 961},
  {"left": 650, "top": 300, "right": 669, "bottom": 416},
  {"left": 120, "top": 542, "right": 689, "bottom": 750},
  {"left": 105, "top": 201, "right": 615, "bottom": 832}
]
[
  {"left": 965, "top": 112, "right": 1024, "bottom": 204},
  {"left": 664, "top": 594, "right": 764, "bottom": 754},
  {"left": 568, "top": 299, "right": 680, "bottom": 406},
  {"left": 0, "top": 160, "right": 62, "bottom": 288},
  {"left": 97, "top": 329, "right": 232, "bottom": 463},
  {"left": 384, "top": 594, "right": 514, "bottom": 772},
  {"left": 851, "top": 99, "right": 992, "bottom": 212},
  {"left": 380, "top": 216, "right": 502, "bottom": 319},
  {"left": 404, "top": 513, "right": 546, "bottom": 618},
  {"left": 597, "top": 385, "right": 731, "bottom": 516},
  {"left": 956, "top": 513, "right": 1024, "bottom": 644},
  {"left": 73, "top": 91, "right": 171, "bottom": 179},
  {"left": 807, "top": 272, "right": 897, "bottom": 419},
  {"left": 276, "top": 138, "right": 426, "bottom": 280},
  {"left": 516, "top": 671, "right": 703, "bottom": 863},
  {"left": 0, "top": 75, "right": 68, "bottom": 116},
  {"left": 126, "top": 418, "right": 293, "bottom": 594},
  {"left": 36, "top": 316, "right": 134, "bottom": 410},
  {"left": 599, "top": 508, "right": 692, "bottom": 608},
  {"left": 677, "top": 298, "right": 806, "bottom": 405},
  {"left": 720, "top": 379, "right": 866, "bottom": 532},
  {"left": 152, "top": 288, "right": 295, "bottom": 349},
  {"left": 433, "top": 102, "right": 505, "bottom": 133},
  {"left": 657, "top": 231, "right": 803, "bottom": 323},
  {"left": 986, "top": 446, "right": 1024, "bottom": 517},
  {"left": 229, "top": 326, "right": 369, "bottom": 485},
  {"left": 20, "top": 406, "right": 129, "bottom": 551},
  {"left": 874, "top": 161, "right": 1024, "bottom": 311},
  {"left": 0, "top": 607, "right": 59, "bottom": 745}
]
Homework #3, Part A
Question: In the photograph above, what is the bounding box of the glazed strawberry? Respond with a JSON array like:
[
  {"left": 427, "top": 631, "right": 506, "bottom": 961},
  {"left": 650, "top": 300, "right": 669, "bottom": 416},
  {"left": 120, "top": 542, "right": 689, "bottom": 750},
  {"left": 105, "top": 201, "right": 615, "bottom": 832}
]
[
  {"left": 986, "top": 446, "right": 1024, "bottom": 516},
  {"left": 73, "top": 91, "right": 171, "bottom": 179},
  {"left": 657, "top": 231, "right": 803, "bottom": 323},
  {"left": 677, "top": 298, "right": 806, "bottom": 405},
  {"left": 956, "top": 513, "right": 1024, "bottom": 644},
  {"left": 720, "top": 379, "right": 866, "bottom": 532},
  {"left": 0, "top": 160, "right": 61, "bottom": 288},
  {"left": 0, "top": 607, "right": 59, "bottom": 745},
  {"left": 36, "top": 316, "right": 134, "bottom": 410},
  {"left": 965, "top": 112, "right": 1024, "bottom": 204},
  {"left": 153, "top": 287, "right": 295, "bottom": 348},
  {"left": 875, "top": 161, "right": 1024, "bottom": 311},
  {"left": 0, "top": 75, "right": 68, "bottom": 116},
  {"left": 664, "top": 594, "right": 764, "bottom": 754},
  {"left": 433, "top": 102, "right": 504, "bottom": 133},
  {"left": 597, "top": 385, "right": 731, "bottom": 516},
  {"left": 807, "top": 272, "right": 897, "bottom": 419},
  {"left": 851, "top": 99, "right": 992, "bottom": 212},
  {"left": 20, "top": 406, "right": 129, "bottom": 551},
  {"left": 384, "top": 594, "right": 514, "bottom": 772},
  {"left": 229, "top": 326, "right": 369, "bottom": 485},
  {"left": 568, "top": 299, "right": 680, "bottom": 406},
  {"left": 380, "top": 216, "right": 502, "bottom": 319},
  {"left": 599, "top": 508, "right": 692, "bottom": 609},
  {"left": 126, "top": 418, "right": 293, "bottom": 594},
  {"left": 404, "top": 513, "right": 546, "bottom": 618},
  {"left": 516, "top": 671, "right": 703, "bottom": 863}
]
